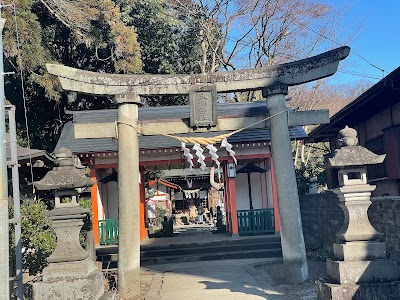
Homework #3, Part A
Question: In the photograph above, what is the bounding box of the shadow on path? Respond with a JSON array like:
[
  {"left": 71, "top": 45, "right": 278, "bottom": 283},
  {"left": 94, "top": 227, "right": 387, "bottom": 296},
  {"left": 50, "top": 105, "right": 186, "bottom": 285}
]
[{"left": 142, "top": 259, "right": 326, "bottom": 300}]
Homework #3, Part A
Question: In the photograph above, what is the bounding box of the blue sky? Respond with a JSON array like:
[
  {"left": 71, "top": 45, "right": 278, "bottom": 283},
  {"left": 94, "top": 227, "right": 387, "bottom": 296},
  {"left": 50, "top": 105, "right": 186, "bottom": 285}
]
[{"left": 328, "top": 0, "right": 400, "bottom": 84}]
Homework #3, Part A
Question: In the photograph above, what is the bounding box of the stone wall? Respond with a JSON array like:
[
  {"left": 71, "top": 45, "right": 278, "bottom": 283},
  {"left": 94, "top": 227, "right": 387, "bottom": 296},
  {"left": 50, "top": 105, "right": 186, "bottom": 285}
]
[
  {"left": 299, "top": 192, "right": 400, "bottom": 263},
  {"left": 299, "top": 192, "right": 343, "bottom": 253},
  {"left": 369, "top": 196, "right": 400, "bottom": 262}
]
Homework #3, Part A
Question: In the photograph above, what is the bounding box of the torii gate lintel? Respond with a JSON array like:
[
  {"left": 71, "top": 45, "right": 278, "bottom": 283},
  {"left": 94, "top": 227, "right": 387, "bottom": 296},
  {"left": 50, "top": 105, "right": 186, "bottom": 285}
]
[{"left": 47, "top": 46, "right": 349, "bottom": 96}]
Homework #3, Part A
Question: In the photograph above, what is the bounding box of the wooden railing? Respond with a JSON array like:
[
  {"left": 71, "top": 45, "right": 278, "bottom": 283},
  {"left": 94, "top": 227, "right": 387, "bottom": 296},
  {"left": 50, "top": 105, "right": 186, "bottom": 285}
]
[
  {"left": 237, "top": 208, "right": 274, "bottom": 235},
  {"left": 98, "top": 219, "right": 119, "bottom": 245}
]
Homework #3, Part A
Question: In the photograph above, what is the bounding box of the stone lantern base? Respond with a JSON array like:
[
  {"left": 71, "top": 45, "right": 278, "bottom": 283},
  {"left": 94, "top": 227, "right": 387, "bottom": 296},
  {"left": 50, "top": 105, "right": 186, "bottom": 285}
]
[
  {"left": 32, "top": 207, "right": 115, "bottom": 300},
  {"left": 33, "top": 269, "right": 107, "bottom": 300},
  {"left": 316, "top": 278, "right": 400, "bottom": 300}
]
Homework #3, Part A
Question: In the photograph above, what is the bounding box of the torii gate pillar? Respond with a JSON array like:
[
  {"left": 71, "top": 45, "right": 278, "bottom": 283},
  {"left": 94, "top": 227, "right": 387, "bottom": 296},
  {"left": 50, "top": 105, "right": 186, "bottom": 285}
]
[
  {"left": 263, "top": 83, "right": 308, "bottom": 283},
  {"left": 115, "top": 93, "right": 141, "bottom": 298}
]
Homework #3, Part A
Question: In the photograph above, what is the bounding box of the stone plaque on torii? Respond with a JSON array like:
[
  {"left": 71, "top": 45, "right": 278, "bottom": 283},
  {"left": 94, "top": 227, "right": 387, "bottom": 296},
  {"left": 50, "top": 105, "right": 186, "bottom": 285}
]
[{"left": 47, "top": 46, "right": 350, "bottom": 299}]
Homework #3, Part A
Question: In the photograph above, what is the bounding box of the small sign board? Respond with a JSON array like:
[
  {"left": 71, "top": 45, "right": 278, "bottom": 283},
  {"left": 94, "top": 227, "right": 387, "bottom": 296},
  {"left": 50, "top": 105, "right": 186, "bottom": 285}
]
[{"left": 189, "top": 85, "right": 217, "bottom": 128}]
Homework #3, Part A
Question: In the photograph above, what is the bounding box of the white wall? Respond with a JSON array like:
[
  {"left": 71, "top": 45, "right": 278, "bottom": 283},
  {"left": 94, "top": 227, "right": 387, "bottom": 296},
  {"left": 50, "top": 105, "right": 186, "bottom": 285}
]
[
  {"left": 236, "top": 172, "right": 250, "bottom": 210},
  {"left": 235, "top": 160, "right": 271, "bottom": 211},
  {"left": 97, "top": 170, "right": 119, "bottom": 220},
  {"left": 105, "top": 181, "right": 118, "bottom": 219}
]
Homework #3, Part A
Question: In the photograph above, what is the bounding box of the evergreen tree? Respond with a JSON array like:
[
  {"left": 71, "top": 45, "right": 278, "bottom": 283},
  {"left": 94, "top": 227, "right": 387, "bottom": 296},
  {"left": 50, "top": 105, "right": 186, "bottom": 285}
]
[{"left": 3, "top": 0, "right": 142, "bottom": 150}]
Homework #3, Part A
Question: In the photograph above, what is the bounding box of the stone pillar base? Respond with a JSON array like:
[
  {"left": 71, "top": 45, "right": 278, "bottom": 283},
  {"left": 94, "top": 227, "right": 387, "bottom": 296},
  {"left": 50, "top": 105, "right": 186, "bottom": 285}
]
[
  {"left": 33, "top": 270, "right": 105, "bottom": 300},
  {"left": 326, "top": 258, "right": 398, "bottom": 284},
  {"left": 42, "top": 258, "right": 98, "bottom": 281},
  {"left": 316, "top": 278, "right": 400, "bottom": 300}
]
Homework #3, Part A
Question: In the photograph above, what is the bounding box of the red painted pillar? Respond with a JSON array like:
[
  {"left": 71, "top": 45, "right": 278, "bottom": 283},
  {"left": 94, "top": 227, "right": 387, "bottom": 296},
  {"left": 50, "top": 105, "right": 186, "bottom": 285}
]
[
  {"left": 264, "top": 160, "right": 269, "bottom": 209},
  {"left": 223, "top": 163, "right": 231, "bottom": 233},
  {"left": 228, "top": 173, "right": 239, "bottom": 236},
  {"left": 139, "top": 166, "right": 148, "bottom": 240},
  {"left": 90, "top": 167, "right": 100, "bottom": 244},
  {"left": 270, "top": 158, "right": 281, "bottom": 232}
]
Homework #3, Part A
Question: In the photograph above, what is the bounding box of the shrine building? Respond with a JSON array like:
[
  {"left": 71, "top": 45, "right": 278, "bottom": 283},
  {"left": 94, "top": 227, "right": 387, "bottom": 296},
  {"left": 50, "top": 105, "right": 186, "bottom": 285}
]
[{"left": 55, "top": 100, "right": 307, "bottom": 244}]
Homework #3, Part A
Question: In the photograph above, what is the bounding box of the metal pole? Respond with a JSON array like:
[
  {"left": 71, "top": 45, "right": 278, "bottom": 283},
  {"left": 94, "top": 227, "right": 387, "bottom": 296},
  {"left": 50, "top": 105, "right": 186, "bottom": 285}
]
[
  {"left": 0, "top": 3, "right": 10, "bottom": 299},
  {"left": 9, "top": 106, "right": 23, "bottom": 299}
]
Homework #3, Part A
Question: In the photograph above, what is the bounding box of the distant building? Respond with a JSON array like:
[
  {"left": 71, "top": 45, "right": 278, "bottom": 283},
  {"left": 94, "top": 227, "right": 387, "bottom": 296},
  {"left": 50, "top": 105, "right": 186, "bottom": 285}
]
[
  {"left": 6, "top": 132, "right": 54, "bottom": 196},
  {"left": 307, "top": 67, "right": 400, "bottom": 196}
]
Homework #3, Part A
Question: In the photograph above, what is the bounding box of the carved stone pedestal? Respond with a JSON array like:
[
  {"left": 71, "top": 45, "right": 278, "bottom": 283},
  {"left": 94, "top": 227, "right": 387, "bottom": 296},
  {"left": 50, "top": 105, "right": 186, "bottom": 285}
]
[{"left": 33, "top": 207, "right": 107, "bottom": 300}]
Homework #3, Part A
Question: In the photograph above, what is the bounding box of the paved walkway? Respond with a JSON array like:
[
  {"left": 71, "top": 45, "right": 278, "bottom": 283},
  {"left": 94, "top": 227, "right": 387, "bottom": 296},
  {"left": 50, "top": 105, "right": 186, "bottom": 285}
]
[{"left": 140, "top": 258, "right": 325, "bottom": 300}]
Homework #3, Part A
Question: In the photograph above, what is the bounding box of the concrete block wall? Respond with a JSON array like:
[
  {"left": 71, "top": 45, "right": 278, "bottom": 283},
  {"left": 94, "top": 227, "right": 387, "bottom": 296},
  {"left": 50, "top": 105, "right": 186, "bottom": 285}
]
[
  {"left": 369, "top": 196, "right": 400, "bottom": 263},
  {"left": 299, "top": 193, "right": 400, "bottom": 263},
  {"left": 299, "top": 192, "right": 344, "bottom": 253}
]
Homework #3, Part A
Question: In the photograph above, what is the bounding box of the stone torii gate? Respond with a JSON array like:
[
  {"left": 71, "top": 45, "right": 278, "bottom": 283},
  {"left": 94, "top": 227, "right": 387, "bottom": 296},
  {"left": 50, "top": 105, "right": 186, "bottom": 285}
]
[{"left": 47, "top": 46, "right": 349, "bottom": 299}]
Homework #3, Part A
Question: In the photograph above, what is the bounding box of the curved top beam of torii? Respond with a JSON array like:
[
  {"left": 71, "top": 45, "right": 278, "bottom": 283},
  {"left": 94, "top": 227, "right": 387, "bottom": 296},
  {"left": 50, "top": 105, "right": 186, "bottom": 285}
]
[{"left": 46, "top": 46, "right": 350, "bottom": 97}]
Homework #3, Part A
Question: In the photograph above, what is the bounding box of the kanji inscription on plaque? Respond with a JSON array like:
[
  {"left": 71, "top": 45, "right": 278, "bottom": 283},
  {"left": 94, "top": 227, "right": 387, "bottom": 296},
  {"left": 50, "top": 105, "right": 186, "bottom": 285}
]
[{"left": 189, "top": 85, "right": 217, "bottom": 128}]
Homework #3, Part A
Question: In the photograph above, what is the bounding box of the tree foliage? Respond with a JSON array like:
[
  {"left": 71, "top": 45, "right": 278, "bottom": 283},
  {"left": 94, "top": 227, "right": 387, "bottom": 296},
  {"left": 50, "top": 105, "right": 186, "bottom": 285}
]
[
  {"left": 9, "top": 200, "right": 56, "bottom": 276},
  {"left": 1, "top": 0, "right": 366, "bottom": 151},
  {"left": 2, "top": 0, "right": 142, "bottom": 151},
  {"left": 115, "top": 0, "right": 205, "bottom": 106}
]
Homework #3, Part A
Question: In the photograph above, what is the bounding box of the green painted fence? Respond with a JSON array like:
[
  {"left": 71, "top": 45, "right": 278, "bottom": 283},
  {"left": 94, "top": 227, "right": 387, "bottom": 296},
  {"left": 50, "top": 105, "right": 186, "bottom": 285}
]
[
  {"left": 237, "top": 208, "right": 274, "bottom": 235},
  {"left": 98, "top": 219, "right": 119, "bottom": 245}
]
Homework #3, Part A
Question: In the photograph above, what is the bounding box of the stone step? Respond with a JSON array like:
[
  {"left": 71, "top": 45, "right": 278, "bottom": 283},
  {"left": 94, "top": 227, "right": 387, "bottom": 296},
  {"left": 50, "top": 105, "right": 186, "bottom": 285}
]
[
  {"left": 143, "top": 235, "right": 281, "bottom": 251},
  {"left": 97, "top": 235, "right": 281, "bottom": 256},
  {"left": 141, "top": 241, "right": 282, "bottom": 259},
  {"left": 97, "top": 236, "right": 282, "bottom": 268},
  {"left": 100, "top": 248, "right": 282, "bottom": 269},
  {"left": 99, "top": 241, "right": 281, "bottom": 261},
  {"left": 142, "top": 248, "right": 283, "bottom": 265}
]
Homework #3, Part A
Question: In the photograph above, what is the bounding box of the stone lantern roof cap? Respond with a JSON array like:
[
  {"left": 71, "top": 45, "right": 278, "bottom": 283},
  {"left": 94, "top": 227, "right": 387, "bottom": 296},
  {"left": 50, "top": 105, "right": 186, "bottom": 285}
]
[
  {"left": 328, "top": 126, "right": 386, "bottom": 168},
  {"left": 34, "top": 147, "right": 94, "bottom": 191}
]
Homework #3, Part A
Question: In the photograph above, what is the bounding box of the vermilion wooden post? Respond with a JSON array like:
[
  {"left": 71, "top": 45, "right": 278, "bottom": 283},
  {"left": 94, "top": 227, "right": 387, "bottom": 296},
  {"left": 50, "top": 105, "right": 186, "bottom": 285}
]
[
  {"left": 223, "top": 162, "right": 231, "bottom": 233},
  {"left": 228, "top": 174, "right": 239, "bottom": 236},
  {"left": 90, "top": 167, "right": 100, "bottom": 244},
  {"left": 139, "top": 166, "right": 148, "bottom": 240},
  {"left": 270, "top": 158, "right": 280, "bottom": 232}
]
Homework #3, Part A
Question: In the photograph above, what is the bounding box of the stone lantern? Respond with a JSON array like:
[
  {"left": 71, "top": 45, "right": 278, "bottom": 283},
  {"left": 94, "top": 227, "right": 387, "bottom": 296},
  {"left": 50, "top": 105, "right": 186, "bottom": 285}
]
[
  {"left": 316, "top": 126, "right": 400, "bottom": 299},
  {"left": 32, "top": 147, "right": 108, "bottom": 300}
]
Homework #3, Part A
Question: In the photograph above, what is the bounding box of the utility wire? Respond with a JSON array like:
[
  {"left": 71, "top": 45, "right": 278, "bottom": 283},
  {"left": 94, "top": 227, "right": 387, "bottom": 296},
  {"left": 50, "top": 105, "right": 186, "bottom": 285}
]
[
  {"left": 11, "top": 0, "right": 35, "bottom": 192},
  {"left": 293, "top": 20, "right": 385, "bottom": 76}
]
